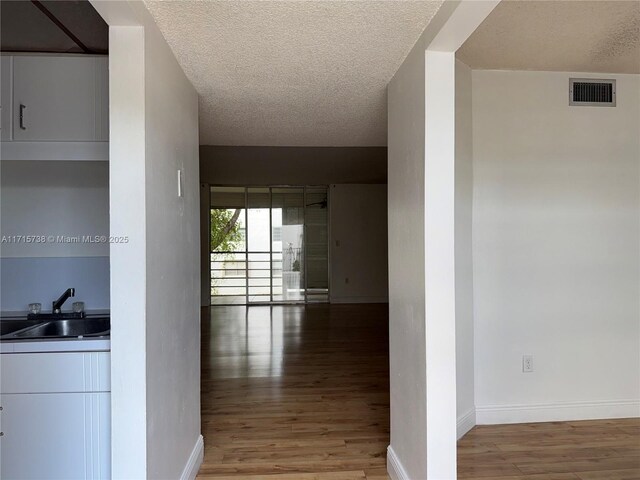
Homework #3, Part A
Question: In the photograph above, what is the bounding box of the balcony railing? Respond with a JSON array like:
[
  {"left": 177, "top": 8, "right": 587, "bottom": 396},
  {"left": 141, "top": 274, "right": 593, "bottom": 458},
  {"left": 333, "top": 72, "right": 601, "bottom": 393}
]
[{"left": 210, "top": 247, "right": 304, "bottom": 302}]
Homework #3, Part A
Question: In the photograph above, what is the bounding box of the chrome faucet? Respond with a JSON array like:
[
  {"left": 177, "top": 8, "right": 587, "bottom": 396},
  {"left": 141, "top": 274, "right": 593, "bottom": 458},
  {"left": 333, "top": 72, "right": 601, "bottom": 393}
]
[{"left": 52, "top": 288, "right": 75, "bottom": 313}]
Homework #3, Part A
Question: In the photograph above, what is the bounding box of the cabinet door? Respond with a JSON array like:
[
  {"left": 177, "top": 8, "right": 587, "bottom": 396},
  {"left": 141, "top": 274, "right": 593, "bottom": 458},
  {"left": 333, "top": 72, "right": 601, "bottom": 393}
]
[
  {"left": 0, "top": 392, "right": 110, "bottom": 479},
  {"left": 13, "top": 56, "right": 108, "bottom": 142},
  {"left": 1, "top": 56, "right": 12, "bottom": 141}
]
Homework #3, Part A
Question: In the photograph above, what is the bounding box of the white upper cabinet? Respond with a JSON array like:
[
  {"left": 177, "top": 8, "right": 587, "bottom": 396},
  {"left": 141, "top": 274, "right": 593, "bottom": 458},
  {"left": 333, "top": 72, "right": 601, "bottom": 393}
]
[
  {"left": 1, "top": 56, "right": 12, "bottom": 141},
  {"left": 11, "top": 55, "right": 108, "bottom": 142}
]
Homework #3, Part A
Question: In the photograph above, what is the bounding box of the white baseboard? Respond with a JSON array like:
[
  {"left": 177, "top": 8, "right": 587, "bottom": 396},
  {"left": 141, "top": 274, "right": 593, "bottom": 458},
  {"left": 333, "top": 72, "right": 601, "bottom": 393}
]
[
  {"left": 476, "top": 400, "right": 640, "bottom": 425},
  {"left": 457, "top": 408, "right": 476, "bottom": 439},
  {"left": 180, "top": 435, "right": 204, "bottom": 480},
  {"left": 330, "top": 296, "right": 389, "bottom": 304},
  {"left": 387, "top": 445, "right": 410, "bottom": 480}
]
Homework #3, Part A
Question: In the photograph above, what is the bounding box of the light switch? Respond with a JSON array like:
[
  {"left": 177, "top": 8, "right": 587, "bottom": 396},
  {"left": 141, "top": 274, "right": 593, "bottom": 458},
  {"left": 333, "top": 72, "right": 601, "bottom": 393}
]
[{"left": 178, "top": 169, "right": 184, "bottom": 198}]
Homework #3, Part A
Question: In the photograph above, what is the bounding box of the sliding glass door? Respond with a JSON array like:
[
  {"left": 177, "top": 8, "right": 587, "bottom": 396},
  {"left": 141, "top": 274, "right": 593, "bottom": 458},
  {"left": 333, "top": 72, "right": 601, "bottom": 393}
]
[{"left": 210, "top": 186, "right": 328, "bottom": 305}]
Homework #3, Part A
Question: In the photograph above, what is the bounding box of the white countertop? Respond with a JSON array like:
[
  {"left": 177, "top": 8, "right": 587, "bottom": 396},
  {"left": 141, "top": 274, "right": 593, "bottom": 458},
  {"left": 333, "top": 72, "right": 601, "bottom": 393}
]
[{"left": 1, "top": 337, "right": 110, "bottom": 353}]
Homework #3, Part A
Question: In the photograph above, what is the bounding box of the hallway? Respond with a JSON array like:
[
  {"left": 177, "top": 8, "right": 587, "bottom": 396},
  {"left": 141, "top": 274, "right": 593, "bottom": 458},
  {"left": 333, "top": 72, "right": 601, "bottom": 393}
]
[{"left": 197, "top": 304, "right": 391, "bottom": 479}]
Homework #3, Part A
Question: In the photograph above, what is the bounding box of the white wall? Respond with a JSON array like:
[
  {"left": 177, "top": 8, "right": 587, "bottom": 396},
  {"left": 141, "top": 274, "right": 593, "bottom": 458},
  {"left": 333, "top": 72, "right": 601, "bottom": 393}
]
[
  {"left": 143, "top": 13, "right": 201, "bottom": 478},
  {"left": 387, "top": 2, "right": 498, "bottom": 477},
  {"left": 92, "top": 1, "right": 202, "bottom": 477},
  {"left": 0, "top": 161, "right": 109, "bottom": 258},
  {"left": 387, "top": 25, "right": 428, "bottom": 480},
  {"left": 455, "top": 59, "right": 475, "bottom": 437},
  {"left": 423, "top": 49, "right": 459, "bottom": 480},
  {"left": 1, "top": 257, "right": 109, "bottom": 313},
  {"left": 0, "top": 160, "right": 110, "bottom": 312},
  {"left": 472, "top": 70, "right": 640, "bottom": 423},
  {"left": 329, "top": 184, "right": 388, "bottom": 304},
  {"left": 107, "top": 24, "right": 148, "bottom": 479}
]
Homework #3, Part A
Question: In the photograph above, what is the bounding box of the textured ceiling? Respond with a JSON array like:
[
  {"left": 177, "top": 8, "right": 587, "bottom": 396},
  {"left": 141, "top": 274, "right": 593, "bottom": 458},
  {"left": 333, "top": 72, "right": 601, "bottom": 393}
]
[
  {"left": 458, "top": 0, "right": 640, "bottom": 74},
  {"left": 144, "top": 0, "right": 444, "bottom": 146},
  {"left": 1, "top": 0, "right": 108, "bottom": 54}
]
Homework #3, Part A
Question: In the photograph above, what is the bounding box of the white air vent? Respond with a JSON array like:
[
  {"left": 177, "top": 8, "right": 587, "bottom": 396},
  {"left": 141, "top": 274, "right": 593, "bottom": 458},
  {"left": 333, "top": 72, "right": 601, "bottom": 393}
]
[{"left": 569, "top": 78, "right": 616, "bottom": 107}]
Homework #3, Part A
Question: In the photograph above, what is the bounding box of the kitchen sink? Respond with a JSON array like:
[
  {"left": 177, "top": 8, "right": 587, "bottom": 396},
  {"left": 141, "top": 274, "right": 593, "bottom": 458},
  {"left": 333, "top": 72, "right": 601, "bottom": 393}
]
[
  {"left": 0, "top": 319, "right": 42, "bottom": 336},
  {"left": 3, "top": 317, "right": 110, "bottom": 339}
]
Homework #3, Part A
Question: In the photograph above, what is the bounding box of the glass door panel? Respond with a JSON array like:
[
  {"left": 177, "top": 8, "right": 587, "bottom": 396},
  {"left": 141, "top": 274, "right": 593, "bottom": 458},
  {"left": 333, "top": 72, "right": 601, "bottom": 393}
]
[
  {"left": 272, "top": 188, "right": 304, "bottom": 302},
  {"left": 247, "top": 188, "right": 271, "bottom": 303},
  {"left": 305, "top": 187, "right": 329, "bottom": 302},
  {"left": 210, "top": 187, "right": 246, "bottom": 305}
]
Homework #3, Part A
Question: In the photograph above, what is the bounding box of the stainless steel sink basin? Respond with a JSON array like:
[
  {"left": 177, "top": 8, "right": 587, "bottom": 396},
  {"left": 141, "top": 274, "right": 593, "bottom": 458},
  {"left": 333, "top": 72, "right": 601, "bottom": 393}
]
[
  {"left": 10, "top": 317, "right": 110, "bottom": 339},
  {"left": 0, "top": 319, "right": 42, "bottom": 336}
]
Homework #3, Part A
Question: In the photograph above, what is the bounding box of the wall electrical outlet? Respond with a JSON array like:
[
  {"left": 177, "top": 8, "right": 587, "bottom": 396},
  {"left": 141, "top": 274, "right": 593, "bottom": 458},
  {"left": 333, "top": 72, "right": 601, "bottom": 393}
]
[{"left": 522, "top": 355, "right": 534, "bottom": 373}]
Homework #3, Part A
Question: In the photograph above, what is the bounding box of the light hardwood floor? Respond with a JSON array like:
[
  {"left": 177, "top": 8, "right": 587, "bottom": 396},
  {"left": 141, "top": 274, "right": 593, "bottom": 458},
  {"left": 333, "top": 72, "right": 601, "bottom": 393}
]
[
  {"left": 198, "top": 304, "right": 390, "bottom": 480},
  {"left": 197, "top": 304, "right": 639, "bottom": 480},
  {"left": 458, "top": 418, "right": 640, "bottom": 479}
]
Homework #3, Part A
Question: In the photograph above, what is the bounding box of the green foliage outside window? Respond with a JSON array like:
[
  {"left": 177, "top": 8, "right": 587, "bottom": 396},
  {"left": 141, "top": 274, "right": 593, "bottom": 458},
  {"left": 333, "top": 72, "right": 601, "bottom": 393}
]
[
  {"left": 210, "top": 209, "right": 243, "bottom": 297},
  {"left": 210, "top": 209, "right": 242, "bottom": 252}
]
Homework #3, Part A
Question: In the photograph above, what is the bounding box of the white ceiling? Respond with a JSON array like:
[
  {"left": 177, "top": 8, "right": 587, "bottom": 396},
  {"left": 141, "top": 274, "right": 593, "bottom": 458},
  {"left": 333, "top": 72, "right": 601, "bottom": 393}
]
[
  {"left": 458, "top": 0, "right": 640, "bottom": 74},
  {"left": 143, "top": 0, "right": 444, "bottom": 146}
]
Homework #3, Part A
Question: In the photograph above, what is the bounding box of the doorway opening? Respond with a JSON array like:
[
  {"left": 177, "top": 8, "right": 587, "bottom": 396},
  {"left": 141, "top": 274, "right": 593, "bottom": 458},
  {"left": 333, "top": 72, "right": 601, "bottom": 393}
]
[{"left": 209, "top": 186, "right": 329, "bottom": 305}]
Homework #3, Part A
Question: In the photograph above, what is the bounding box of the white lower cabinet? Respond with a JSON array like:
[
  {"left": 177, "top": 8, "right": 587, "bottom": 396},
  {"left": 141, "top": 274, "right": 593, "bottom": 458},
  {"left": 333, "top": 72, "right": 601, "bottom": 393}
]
[
  {"left": 0, "top": 392, "right": 110, "bottom": 479},
  {"left": 0, "top": 351, "right": 110, "bottom": 479}
]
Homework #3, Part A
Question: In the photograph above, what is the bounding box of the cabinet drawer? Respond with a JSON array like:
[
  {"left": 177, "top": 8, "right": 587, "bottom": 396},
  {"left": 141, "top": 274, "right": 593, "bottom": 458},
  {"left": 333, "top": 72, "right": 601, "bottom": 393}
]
[{"left": 1, "top": 352, "right": 110, "bottom": 393}]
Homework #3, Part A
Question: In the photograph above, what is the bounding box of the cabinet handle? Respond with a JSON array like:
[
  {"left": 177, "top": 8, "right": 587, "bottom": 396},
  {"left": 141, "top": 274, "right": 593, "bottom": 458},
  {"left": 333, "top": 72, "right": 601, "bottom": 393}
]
[{"left": 19, "top": 104, "right": 26, "bottom": 130}]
